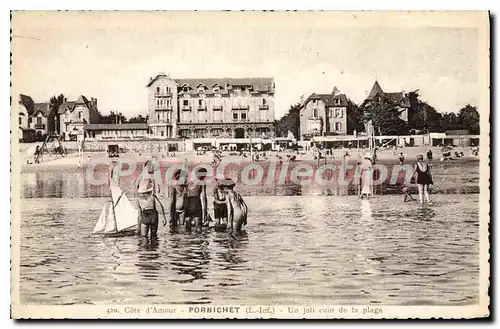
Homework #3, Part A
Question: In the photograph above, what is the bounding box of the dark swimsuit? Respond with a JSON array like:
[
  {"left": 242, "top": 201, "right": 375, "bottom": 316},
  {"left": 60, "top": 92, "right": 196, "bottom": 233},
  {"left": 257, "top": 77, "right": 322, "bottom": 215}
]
[{"left": 416, "top": 163, "right": 433, "bottom": 185}]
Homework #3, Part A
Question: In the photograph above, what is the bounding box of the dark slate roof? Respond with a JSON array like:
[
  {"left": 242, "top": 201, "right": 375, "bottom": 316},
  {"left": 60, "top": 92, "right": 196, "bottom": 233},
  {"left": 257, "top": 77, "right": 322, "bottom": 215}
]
[
  {"left": 19, "top": 94, "right": 35, "bottom": 115},
  {"left": 84, "top": 123, "right": 149, "bottom": 131},
  {"left": 367, "top": 81, "right": 384, "bottom": 99},
  {"left": 33, "top": 102, "right": 51, "bottom": 117},
  {"left": 58, "top": 101, "right": 76, "bottom": 114},
  {"left": 304, "top": 92, "right": 348, "bottom": 107},
  {"left": 366, "top": 81, "right": 410, "bottom": 107},
  {"left": 147, "top": 74, "right": 275, "bottom": 92}
]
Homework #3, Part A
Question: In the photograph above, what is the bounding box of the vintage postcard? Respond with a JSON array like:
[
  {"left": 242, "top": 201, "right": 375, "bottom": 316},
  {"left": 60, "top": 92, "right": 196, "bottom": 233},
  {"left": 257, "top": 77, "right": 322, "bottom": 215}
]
[{"left": 10, "top": 11, "right": 490, "bottom": 319}]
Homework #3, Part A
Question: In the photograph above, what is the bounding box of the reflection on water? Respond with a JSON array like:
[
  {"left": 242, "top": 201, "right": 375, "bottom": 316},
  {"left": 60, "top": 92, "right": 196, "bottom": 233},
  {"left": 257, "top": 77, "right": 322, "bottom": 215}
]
[
  {"left": 20, "top": 193, "right": 479, "bottom": 306},
  {"left": 21, "top": 161, "right": 480, "bottom": 199}
]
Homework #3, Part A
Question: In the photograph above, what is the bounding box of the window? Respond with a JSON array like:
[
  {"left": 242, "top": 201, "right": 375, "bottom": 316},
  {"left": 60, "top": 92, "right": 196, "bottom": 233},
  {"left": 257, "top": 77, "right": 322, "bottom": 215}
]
[
  {"left": 198, "top": 86, "right": 204, "bottom": 93},
  {"left": 183, "top": 100, "right": 189, "bottom": 106},
  {"left": 262, "top": 98, "right": 267, "bottom": 106},
  {"left": 312, "top": 99, "right": 318, "bottom": 105},
  {"left": 259, "top": 109, "right": 266, "bottom": 121},
  {"left": 241, "top": 87, "right": 246, "bottom": 92},
  {"left": 335, "top": 122, "right": 342, "bottom": 131},
  {"left": 335, "top": 98, "right": 340, "bottom": 105},
  {"left": 37, "top": 117, "right": 42, "bottom": 124},
  {"left": 29, "top": 117, "right": 32, "bottom": 124},
  {"left": 166, "top": 99, "right": 171, "bottom": 107},
  {"left": 166, "top": 86, "right": 170, "bottom": 93},
  {"left": 241, "top": 112, "right": 247, "bottom": 121},
  {"left": 161, "top": 131, "right": 164, "bottom": 137},
  {"left": 313, "top": 108, "right": 318, "bottom": 117},
  {"left": 337, "top": 109, "right": 343, "bottom": 118},
  {"left": 78, "top": 112, "right": 82, "bottom": 119},
  {"left": 233, "top": 112, "right": 238, "bottom": 121},
  {"left": 19, "top": 117, "right": 22, "bottom": 125},
  {"left": 157, "top": 113, "right": 160, "bottom": 121},
  {"left": 156, "top": 87, "right": 160, "bottom": 93},
  {"left": 213, "top": 86, "right": 220, "bottom": 93},
  {"left": 183, "top": 86, "right": 188, "bottom": 92},
  {"left": 198, "top": 99, "right": 203, "bottom": 106},
  {"left": 328, "top": 109, "right": 332, "bottom": 118}
]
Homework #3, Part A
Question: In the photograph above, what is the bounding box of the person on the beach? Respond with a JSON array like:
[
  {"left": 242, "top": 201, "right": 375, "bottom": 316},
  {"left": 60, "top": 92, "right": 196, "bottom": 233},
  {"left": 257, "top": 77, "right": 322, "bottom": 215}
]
[
  {"left": 413, "top": 154, "right": 433, "bottom": 205},
  {"left": 399, "top": 152, "right": 405, "bottom": 165},
  {"left": 360, "top": 152, "right": 373, "bottom": 199},
  {"left": 213, "top": 176, "right": 228, "bottom": 229},
  {"left": 218, "top": 177, "right": 248, "bottom": 234},
  {"left": 426, "top": 149, "right": 433, "bottom": 164},
  {"left": 403, "top": 186, "right": 416, "bottom": 202},
  {"left": 136, "top": 178, "right": 167, "bottom": 239},
  {"left": 184, "top": 167, "right": 208, "bottom": 230},
  {"left": 168, "top": 169, "right": 187, "bottom": 230}
]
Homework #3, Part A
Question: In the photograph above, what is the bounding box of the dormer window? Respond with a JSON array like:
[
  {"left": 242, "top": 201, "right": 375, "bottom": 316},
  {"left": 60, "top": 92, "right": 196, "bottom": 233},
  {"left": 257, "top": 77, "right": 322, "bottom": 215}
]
[
  {"left": 312, "top": 99, "right": 318, "bottom": 105},
  {"left": 335, "top": 98, "right": 340, "bottom": 105},
  {"left": 183, "top": 86, "right": 189, "bottom": 92},
  {"left": 213, "top": 86, "right": 220, "bottom": 93},
  {"left": 156, "top": 87, "right": 160, "bottom": 93},
  {"left": 198, "top": 86, "right": 205, "bottom": 93}
]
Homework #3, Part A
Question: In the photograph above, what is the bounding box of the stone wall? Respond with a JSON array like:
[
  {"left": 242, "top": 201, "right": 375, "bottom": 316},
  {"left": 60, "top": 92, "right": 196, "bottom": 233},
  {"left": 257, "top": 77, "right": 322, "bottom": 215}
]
[{"left": 61, "top": 140, "right": 186, "bottom": 153}]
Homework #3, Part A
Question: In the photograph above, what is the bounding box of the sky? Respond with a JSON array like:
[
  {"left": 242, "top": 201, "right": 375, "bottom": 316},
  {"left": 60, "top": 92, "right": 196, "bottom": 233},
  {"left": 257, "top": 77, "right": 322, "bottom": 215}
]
[{"left": 12, "top": 12, "right": 482, "bottom": 119}]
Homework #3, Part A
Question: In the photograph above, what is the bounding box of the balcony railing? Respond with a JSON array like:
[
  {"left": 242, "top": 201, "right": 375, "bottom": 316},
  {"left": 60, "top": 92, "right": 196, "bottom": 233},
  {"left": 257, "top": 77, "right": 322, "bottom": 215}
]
[
  {"left": 35, "top": 123, "right": 45, "bottom": 130},
  {"left": 197, "top": 106, "right": 207, "bottom": 111},
  {"left": 232, "top": 105, "right": 249, "bottom": 110},
  {"left": 182, "top": 106, "right": 192, "bottom": 111},
  {"left": 155, "top": 106, "right": 173, "bottom": 111},
  {"left": 259, "top": 104, "right": 269, "bottom": 110},
  {"left": 212, "top": 105, "right": 223, "bottom": 111},
  {"left": 154, "top": 91, "right": 172, "bottom": 97}
]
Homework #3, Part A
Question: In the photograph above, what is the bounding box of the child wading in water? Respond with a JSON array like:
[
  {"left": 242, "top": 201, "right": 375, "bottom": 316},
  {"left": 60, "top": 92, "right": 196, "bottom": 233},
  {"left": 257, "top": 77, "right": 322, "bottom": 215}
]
[{"left": 216, "top": 177, "right": 248, "bottom": 234}]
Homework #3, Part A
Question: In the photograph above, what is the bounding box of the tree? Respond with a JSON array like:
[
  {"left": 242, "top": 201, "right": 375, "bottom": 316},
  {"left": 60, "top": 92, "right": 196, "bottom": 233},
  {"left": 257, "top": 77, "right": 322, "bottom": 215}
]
[
  {"left": 458, "top": 104, "right": 480, "bottom": 134},
  {"left": 98, "top": 111, "right": 127, "bottom": 124},
  {"left": 128, "top": 114, "right": 148, "bottom": 123},
  {"left": 361, "top": 94, "right": 410, "bottom": 136},
  {"left": 441, "top": 112, "right": 460, "bottom": 132},
  {"left": 276, "top": 103, "right": 300, "bottom": 138},
  {"left": 346, "top": 99, "right": 364, "bottom": 135},
  {"left": 409, "top": 100, "right": 444, "bottom": 133},
  {"left": 49, "top": 94, "right": 65, "bottom": 133}
]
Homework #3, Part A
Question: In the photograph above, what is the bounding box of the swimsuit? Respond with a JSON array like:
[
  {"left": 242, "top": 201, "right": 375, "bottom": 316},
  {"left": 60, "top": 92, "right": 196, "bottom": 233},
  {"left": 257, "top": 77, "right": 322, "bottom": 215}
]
[{"left": 415, "top": 163, "right": 433, "bottom": 185}]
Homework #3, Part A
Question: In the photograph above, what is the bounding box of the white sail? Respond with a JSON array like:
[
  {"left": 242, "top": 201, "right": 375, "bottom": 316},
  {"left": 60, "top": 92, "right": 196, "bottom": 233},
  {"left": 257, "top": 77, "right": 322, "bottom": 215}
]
[
  {"left": 110, "top": 185, "right": 139, "bottom": 232},
  {"left": 103, "top": 204, "right": 117, "bottom": 233},
  {"left": 92, "top": 204, "right": 108, "bottom": 233}
]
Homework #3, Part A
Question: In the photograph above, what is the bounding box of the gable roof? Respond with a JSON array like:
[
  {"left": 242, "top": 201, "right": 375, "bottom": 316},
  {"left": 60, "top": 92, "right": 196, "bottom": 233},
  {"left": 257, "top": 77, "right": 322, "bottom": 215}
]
[
  {"left": 304, "top": 92, "right": 349, "bottom": 107},
  {"left": 58, "top": 101, "right": 76, "bottom": 114},
  {"left": 33, "top": 102, "right": 51, "bottom": 117},
  {"left": 147, "top": 74, "right": 275, "bottom": 92},
  {"left": 19, "top": 94, "right": 35, "bottom": 115},
  {"left": 367, "top": 81, "right": 384, "bottom": 99}
]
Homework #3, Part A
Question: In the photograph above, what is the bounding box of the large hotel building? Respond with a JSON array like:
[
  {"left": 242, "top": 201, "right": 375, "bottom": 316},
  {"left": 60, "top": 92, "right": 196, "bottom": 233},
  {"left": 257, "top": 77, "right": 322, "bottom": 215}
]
[{"left": 147, "top": 73, "right": 276, "bottom": 139}]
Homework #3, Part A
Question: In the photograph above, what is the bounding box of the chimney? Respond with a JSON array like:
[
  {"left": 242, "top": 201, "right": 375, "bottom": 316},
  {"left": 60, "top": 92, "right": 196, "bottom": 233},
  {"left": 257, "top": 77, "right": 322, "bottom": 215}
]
[
  {"left": 91, "top": 97, "right": 97, "bottom": 109},
  {"left": 64, "top": 97, "right": 67, "bottom": 102},
  {"left": 300, "top": 95, "right": 305, "bottom": 105}
]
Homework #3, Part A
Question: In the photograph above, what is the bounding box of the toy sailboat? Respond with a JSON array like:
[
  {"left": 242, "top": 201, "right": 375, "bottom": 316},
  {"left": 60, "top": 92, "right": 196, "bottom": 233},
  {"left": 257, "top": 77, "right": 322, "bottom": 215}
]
[{"left": 93, "top": 184, "right": 138, "bottom": 236}]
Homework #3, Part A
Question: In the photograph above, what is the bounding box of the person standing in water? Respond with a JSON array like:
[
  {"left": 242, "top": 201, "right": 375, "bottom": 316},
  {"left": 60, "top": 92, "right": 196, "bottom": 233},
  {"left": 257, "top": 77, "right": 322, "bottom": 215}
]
[
  {"left": 360, "top": 152, "right": 373, "bottom": 199},
  {"left": 413, "top": 154, "right": 433, "bottom": 205},
  {"left": 213, "top": 175, "right": 228, "bottom": 229},
  {"left": 184, "top": 167, "right": 208, "bottom": 230},
  {"left": 136, "top": 178, "right": 167, "bottom": 238},
  {"left": 168, "top": 169, "right": 187, "bottom": 231},
  {"left": 218, "top": 177, "right": 248, "bottom": 234}
]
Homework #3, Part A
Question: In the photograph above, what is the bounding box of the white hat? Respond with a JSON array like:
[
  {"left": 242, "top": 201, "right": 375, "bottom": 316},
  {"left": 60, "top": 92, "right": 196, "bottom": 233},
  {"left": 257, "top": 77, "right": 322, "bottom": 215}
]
[{"left": 364, "top": 152, "right": 373, "bottom": 159}]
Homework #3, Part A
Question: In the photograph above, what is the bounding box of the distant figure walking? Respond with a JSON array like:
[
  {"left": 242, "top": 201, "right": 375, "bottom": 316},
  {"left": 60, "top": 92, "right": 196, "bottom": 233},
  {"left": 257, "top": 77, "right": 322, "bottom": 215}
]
[
  {"left": 427, "top": 149, "right": 433, "bottom": 164},
  {"left": 413, "top": 154, "right": 433, "bottom": 205},
  {"left": 360, "top": 152, "right": 373, "bottom": 199}
]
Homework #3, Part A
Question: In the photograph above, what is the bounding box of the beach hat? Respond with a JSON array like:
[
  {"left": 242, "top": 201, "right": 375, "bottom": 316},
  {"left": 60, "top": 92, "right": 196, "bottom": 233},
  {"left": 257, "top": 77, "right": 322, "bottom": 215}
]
[
  {"left": 137, "top": 178, "right": 154, "bottom": 193},
  {"left": 417, "top": 154, "right": 424, "bottom": 161},
  {"left": 364, "top": 152, "right": 373, "bottom": 159},
  {"left": 216, "top": 177, "right": 236, "bottom": 188}
]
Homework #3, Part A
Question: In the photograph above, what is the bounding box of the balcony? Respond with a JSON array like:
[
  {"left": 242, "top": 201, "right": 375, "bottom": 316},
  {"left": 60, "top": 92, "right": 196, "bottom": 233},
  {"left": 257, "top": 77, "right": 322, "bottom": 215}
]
[
  {"left": 35, "top": 123, "right": 45, "bottom": 130},
  {"left": 232, "top": 105, "right": 249, "bottom": 110},
  {"left": 197, "top": 106, "right": 207, "bottom": 112},
  {"left": 182, "top": 106, "right": 192, "bottom": 111},
  {"left": 155, "top": 106, "right": 173, "bottom": 111},
  {"left": 259, "top": 104, "right": 269, "bottom": 110},
  {"left": 212, "top": 105, "right": 223, "bottom": 111},
  {"left": 154, "top": 91, "right": 172, "bottom": 97}
]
